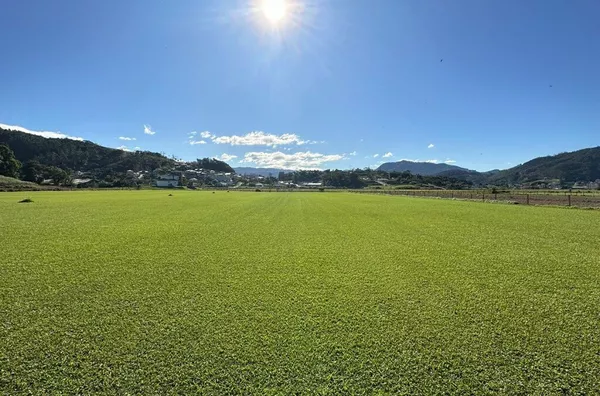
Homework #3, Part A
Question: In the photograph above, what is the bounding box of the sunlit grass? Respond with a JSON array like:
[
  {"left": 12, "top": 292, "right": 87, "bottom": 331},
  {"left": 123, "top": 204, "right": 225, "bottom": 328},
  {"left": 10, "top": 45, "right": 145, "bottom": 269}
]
[{"left": 1, "top": 191, "right": 599, "bottom": 393}]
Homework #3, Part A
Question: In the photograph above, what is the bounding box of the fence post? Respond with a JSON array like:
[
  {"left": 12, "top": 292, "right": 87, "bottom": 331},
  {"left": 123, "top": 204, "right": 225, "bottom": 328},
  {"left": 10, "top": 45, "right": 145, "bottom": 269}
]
[
  {"left": 526, "top": 194, "right": 529, "bottom": 205},
  {"left": 482, "top": 193, "right": 485, "bottom": 201},
  {"left": 568, "top": 194, "right": 571, "bottom": 207}
]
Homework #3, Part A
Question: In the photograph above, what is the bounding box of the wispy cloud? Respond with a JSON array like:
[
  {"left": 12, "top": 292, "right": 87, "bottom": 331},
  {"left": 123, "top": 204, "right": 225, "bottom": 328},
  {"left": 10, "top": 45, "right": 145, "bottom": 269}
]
[
  {"left": 200, "top": 131, "right": 213, "bottom": 139},
  {"left": 134, "top": 146, "right": 142, "bottom": 151},
  {"left": 211, "top": 131, "right": 316, "bottom": 146},
  {"left": 119, "top": 136, "right": 136, "bottom": 141},
  {"left": 383, "top": 152, "right": 393, "bottom": 158},
  {"left": 188, "top": 131, "right": 197, "bottom": 137},
  {"left": 373, "top": 154, "right": 379, "bottom": 158},
  {"left": 116, "top": 145, "right": 132, "bottom": 152},
  {"left": 428, "top": 144, "right": 435, "bottom": 149},
  {"left": 0, "top": 123, "right": 84, "bottom": 141},
  {"left": 216, "top": 153, "right": 238, "bottom": 162},
  {"left": 189, "top": 140, "right": 207, "bottom": 145},
  {"left": 143, "top": 124, "right": 156, "bottom": 135},
  {"left": 349, "top": 151, "right": 357, "bottom": 156},
  {"left": 240, "top": 151, "right": 345, "bottom": 170},
  {"left": 444, "top": 159, "right": 456, "bottom": 164}
]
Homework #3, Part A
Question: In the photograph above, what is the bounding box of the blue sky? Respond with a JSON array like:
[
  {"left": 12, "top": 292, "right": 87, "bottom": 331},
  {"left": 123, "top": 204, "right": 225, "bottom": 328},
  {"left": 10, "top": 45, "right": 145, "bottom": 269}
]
[{"left": 1, "top": 0, "right": 599, "bottom": 171}]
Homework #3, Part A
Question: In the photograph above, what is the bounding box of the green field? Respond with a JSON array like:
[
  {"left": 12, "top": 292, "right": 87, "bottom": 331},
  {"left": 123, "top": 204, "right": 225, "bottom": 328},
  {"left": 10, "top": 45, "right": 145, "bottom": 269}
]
[{"left": 1, "top": 191, "right": 599, "bottom": 394}]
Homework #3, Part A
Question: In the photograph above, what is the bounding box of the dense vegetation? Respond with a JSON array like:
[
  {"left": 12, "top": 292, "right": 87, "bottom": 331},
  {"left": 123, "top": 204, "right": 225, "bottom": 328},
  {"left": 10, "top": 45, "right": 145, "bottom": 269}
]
[
  {"left": 379, "top": 147, "right": 600, "bottom": 186},
  {"left": 386, "top": 170, "right": 473, "bottom": 189},
  {"left": 0, "top": 144, "right": 21, "bottom": 178},
  {"left": 0, "top": 128, "right": 175, "bottom": 176},
  {"left": 0, "top": 128, "right": 235, "bottom": 187},
  {"left": 489, "top": 146, "right": 600, "bottom": 184},
  {"left": 1, "top": 191, "right": 598, "bottom": 393},
  {"left": 188, "top": 158, "right": 235, "bottom": 173}
]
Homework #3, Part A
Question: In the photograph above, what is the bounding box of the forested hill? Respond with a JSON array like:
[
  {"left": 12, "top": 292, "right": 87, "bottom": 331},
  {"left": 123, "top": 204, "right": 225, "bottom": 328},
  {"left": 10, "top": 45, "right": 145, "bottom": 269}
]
[
  {"left": 377, "top": 160, "right": 469, "bottom": 175},
  {"left": 0, "top": 127, "right": 175, "bottom": 174},
  {"left": 489, "top": 146, "right": 600, "bottom": 184},
  {"left": 377, "top": 147, "right": 600, "bottom": 185}
]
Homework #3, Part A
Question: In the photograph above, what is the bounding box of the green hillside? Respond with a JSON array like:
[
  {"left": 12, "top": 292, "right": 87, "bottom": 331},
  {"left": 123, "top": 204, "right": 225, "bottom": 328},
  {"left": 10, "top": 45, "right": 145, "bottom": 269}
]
[
  {"left": 0, "top": 127, "right": 175, "bottom": 175},
  {"left": 490, "top": 147, "right": 600, "bottom": 184}
]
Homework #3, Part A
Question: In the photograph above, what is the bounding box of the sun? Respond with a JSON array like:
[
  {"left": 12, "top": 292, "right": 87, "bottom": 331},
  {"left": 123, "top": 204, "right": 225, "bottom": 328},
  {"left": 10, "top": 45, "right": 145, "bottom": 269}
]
[{"left": 261, "top": 0, "right": 288, "bottom": 23}]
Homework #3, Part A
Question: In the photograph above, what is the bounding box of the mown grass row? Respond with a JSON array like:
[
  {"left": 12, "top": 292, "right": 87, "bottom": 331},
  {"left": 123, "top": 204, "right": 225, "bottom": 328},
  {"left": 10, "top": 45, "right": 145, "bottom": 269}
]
[{"left": 1, "top": 191, "right": 599, "bottom": 393}]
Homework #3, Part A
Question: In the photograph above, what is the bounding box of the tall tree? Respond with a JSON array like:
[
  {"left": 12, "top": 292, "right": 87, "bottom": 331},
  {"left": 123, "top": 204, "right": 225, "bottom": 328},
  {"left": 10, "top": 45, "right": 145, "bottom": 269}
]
[
  {"left": 0, "top": 144, "right": 21, "bottom": 178},
  {"left": 21, "top": 160, "right": 44, "bottom": 183}
]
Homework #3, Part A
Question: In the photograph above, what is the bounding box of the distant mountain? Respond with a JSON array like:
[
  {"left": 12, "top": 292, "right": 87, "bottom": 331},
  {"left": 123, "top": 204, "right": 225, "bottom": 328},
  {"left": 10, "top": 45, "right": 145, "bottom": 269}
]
[
  {"left": 490, "top": 147, "right": 600, "bottom": 184},
  {"left": 377, "top": 160, "right": 470, "bottom": 175},
  {"left": 235, "top": 167, "right": 292, "bottom": 177}
]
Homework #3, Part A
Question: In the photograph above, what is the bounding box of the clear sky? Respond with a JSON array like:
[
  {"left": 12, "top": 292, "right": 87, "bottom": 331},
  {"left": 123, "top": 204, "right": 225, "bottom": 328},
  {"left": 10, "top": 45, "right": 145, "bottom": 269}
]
[{"left": 1, "top": 0, "right": 599, "bottom": 170}]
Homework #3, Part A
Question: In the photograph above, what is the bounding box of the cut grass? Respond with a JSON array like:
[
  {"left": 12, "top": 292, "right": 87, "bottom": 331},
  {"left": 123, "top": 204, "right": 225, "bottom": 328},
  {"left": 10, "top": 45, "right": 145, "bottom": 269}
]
[{"left": 1, "top": 191, "right": 599, "bottom": 393}]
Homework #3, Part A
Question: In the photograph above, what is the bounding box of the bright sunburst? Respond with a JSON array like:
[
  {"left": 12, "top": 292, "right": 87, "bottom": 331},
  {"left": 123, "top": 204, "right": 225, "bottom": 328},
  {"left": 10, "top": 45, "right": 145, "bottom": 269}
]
[{"left": 261, "top": 0, "right": 288, "bottom": 24}]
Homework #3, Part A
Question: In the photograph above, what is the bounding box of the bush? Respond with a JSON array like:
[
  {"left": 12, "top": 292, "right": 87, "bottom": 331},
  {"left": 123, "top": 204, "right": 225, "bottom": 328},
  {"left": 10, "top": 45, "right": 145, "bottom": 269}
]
[
  {"left": 18, "top": 198, "right": 33, "bottom": 203},
  {"left": 255, "top": 189, "right": 261, "bottom": 192},
  {"left": 319, "top": 188, "right": 325, "bottom": 192}
]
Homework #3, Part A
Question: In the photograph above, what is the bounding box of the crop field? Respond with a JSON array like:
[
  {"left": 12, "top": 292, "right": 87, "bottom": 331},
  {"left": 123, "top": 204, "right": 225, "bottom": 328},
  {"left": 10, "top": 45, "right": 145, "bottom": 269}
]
[{"left": 1, "top": 191, "right": 599, "bottom": 394}]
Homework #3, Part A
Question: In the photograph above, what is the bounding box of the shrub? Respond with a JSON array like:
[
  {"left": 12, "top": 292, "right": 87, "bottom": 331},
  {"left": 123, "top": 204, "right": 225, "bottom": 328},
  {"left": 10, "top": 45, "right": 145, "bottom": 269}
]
[
  {"left": 18, "top": 198, "right": 33, "bottom": 203},
  {"left": 255, "top": 189, "right": 261, "bottom": 192}
]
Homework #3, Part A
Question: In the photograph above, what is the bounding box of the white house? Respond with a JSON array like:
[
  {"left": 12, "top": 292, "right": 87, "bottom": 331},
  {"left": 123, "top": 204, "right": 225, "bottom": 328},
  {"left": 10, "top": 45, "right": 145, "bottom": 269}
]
[
  {"left": 303, "top": 182, "right": 323, "bottom": 188},
  {"left": 156, "top": 173, "right": 179, "bottom": 188}
]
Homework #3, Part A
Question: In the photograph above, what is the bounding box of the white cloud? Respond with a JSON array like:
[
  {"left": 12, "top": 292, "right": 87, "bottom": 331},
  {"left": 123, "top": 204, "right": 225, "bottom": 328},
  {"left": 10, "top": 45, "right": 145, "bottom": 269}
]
[
  {"left": 134, "top": 146, "right": 142, "bottom": 151},
  {"left": 0, "top": 123, "right": 84, "bottom": 141},
  {"left": 240, "top": 151, "right": 345, "bottom": 170},
  {"left": 349, "top": 151, "right": 357, "bottom": 156},
  {"left": 189, "top": 140, "right": 207, "bottom": 145},
  {"left": 428, "top": 144, "right": 435, "bottom": 149},
  {"left": 188, "top": 131, "right": 197, "bottom": 137},
  {"left": 143, "top": 124, "right": 156, "bottom": 135},
  {"left": 212, "top": 131, "right": 315, "bottom": 146},
  {"left": 444, "top": 159, "right": 456, "bottom": 164},
  {"left": 383, "top": 152, "right": 393, "bottom": 158},
  {"left": 200, "top": 131, "right": 213, "bottom": 139},
  {"left": 116, "top": 145, "right": 132, "bottom": 152},
  {"left": 216, "top": 153, "right": 238, "bottom": 162},
  {"left": 373, "top": 154, "right": 379, "bottom": 158},
  {"left": 119, "top": 136, "right": 136, "bottom": 141}
]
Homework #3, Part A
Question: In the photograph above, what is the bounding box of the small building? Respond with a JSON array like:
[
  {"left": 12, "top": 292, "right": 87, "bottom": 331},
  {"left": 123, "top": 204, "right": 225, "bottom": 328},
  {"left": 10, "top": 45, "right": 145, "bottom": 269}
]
[
  {"left": 303, "top": 182, "right": 323, "bottom": 188},
  {"left": 156, "top": 173, "right": 179, "bottom": 188}
]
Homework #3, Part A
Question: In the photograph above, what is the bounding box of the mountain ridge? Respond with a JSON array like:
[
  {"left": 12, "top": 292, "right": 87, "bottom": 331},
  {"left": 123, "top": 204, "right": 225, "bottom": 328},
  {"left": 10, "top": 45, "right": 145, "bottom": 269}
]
[{"left": 377, "top": 160, "right": 470, "bottom": 175}]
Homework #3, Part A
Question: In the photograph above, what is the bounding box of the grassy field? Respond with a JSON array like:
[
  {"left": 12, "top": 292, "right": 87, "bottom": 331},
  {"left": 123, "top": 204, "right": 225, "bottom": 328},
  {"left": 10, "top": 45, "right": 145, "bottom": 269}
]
[{"left": 1, "top": 191, "right": 599, "bottom": 394}]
